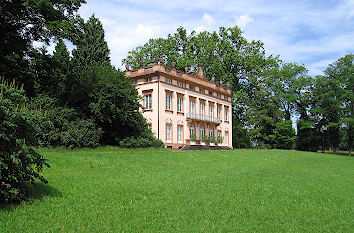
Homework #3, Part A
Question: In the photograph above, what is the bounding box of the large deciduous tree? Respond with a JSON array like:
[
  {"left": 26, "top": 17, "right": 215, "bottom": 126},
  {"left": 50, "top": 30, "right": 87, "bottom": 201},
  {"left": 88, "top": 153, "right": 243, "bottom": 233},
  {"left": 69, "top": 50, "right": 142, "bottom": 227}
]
[{"left": 0, "top": 0, "right": 86, "bottom": 97}]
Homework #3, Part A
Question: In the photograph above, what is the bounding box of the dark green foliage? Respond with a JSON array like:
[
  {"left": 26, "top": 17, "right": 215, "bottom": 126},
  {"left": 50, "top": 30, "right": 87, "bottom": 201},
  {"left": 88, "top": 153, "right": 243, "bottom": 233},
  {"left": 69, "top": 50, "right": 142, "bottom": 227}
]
[
  {"left": 0, "top": 80, "right": 49, "bottom": 205},
  {"left": 268, "top": 120, "right": 296, "bottom": 149},
  {"left": 0, "top": 0, "right": 86, "bottom": 97},
  {"left": 118, "top": 134, "right": 164, "bottom": 148},
  {"left": 60, "top": 119, "right": 100, "bottom": 148},
  {"left": 232, "top": 117, "right": 252, "bottom": 148},
  {"left": 296, "top": 120, "right": 320, "bottom": 152},
  {"left": 71, "top": 14, "right": 110, "bottom": 73},
  {"left": 29, "top": 94, "right": 100, "bottom": 148}
]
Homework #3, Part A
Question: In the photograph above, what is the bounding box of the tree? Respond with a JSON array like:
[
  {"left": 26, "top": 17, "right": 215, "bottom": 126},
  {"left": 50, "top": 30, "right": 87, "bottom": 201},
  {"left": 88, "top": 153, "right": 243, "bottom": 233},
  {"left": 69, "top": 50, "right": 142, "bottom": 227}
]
[
  {"left": 0, "top": 0, "right": 86, "bottom": 97},
  {"left": 269, "top": 120, "right": 296, "bottom": 149},
  {"left": 0, "top": 79, "right": 50, "bottom": 205}
]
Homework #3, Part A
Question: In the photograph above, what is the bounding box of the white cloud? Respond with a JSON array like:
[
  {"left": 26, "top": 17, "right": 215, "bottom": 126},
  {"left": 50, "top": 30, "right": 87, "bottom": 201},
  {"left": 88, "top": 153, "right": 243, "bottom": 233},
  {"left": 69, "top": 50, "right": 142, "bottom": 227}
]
[
  {"left": 134, "top": 24, "right": 160, "bottom": 39},
  {"left": 235, "top": 13, "right": 253, "bottom": 30},
  {"left": 202, "top": 13, "right": 215, "bottom": 24},
  {"left": 345, "top": 0, "right": 354, "bottom": 18}
]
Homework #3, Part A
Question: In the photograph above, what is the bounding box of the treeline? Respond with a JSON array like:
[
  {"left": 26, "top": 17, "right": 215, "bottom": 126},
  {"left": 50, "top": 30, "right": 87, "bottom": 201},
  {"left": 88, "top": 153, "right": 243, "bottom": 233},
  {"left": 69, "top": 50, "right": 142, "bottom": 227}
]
[
  {"left": 1, "top": 0, "right": 163, "bottom": 149},
  {"left": 124, "top": 27, "right": 353, "bottom": 154}
]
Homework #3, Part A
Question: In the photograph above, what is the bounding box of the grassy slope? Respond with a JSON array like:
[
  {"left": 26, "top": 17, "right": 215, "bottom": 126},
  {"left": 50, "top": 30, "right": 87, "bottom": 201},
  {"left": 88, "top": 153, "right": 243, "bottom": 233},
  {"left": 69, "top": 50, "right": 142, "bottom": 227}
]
[{"left": 1, "top": 147, "right": 353, "bottom": 232}]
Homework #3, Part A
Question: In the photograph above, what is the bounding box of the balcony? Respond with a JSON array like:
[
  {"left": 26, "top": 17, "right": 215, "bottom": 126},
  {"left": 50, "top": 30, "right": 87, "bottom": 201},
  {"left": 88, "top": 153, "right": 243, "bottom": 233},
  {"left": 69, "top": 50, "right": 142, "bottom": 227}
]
[{"left": 186, "top": 113, "right": 221, "bottom": 125}]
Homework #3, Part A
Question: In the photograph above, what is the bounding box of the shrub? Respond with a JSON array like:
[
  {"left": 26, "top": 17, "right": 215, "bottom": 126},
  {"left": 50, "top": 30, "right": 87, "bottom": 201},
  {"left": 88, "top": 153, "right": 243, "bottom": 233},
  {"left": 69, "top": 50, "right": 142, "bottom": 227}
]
[
  {"left": 61, "top": 119, "right": 101, "bottom": 148},
  {"left": 0, "top": 79, "right": 50, "bottom": 205},
  {"left": 118, "top": 130, "right": 164, "bottom": 148},
  {"left": 30, "top": 94, "right": 101, "bottom": 148}
]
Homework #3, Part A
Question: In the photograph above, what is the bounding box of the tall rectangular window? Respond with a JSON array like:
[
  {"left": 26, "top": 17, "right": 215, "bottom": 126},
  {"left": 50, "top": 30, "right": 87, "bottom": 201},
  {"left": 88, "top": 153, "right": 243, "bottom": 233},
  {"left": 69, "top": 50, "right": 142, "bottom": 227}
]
[
  {"left": 225, "top": 131, "right": 229, "bottom": 146},
  {"left": 166, "top": 95, "right": 171, "bottom": 110},
  {"left": 217, "top": 107, "right": 221, "bottom": 120},
  {"left": 145, "top": 94, "right": 151, "bottom": 110},
  {"left": 177, "top": 125, "right": 183, "bottom": 143},
  {"left": 225, "top": 108, "right": 229, "bottom": 121},
  {"left": 177, "top": 97, "right": 183, "bottom": 112},
  {"left": 190, "top": 100, "right": 195, "bottom": 116},
  {"left": 209, "top": 105, "right": 214, "bottom": 121},
  {"left": 200, "top": 102, "right": 205, "bottom": 119},
  {"left": 178, "top": 81, "right": 183, "bottom": 87},
  {"left": 166, "top": 124, "right": 171, "bottom": 143}
]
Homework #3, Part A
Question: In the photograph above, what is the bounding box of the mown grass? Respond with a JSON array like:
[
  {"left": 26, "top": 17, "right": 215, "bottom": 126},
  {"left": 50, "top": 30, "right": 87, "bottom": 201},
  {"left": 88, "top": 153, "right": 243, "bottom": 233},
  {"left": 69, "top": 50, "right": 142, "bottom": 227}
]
[{"left": 1, "top": 147, "right": 353, "bottom": 232}]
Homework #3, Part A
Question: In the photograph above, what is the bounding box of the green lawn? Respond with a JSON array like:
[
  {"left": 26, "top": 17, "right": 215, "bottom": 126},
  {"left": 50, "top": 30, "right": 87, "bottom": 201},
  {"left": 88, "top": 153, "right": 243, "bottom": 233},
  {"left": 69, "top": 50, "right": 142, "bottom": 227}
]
[{"left": 1, "top": 147, "right": 353, "bottom": 232}]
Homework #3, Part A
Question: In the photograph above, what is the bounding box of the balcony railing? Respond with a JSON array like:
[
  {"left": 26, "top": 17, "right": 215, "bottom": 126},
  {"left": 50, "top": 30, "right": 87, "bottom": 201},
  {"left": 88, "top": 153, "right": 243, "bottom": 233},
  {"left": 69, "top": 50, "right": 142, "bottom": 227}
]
[{"left": 186, "top": 113, "right": 221, "bottom": 124}]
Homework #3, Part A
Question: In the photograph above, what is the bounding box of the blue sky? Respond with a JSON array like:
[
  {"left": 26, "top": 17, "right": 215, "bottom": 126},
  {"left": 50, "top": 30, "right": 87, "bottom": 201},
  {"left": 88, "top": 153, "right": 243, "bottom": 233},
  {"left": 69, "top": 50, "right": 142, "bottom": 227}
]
[{"left": 78, "top": 0, "right": 354, "bottom": 75}]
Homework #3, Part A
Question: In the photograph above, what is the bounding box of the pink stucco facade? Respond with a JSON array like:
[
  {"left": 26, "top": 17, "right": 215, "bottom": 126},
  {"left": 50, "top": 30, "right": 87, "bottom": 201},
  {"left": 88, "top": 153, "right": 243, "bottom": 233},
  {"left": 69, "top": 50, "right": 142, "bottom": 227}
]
[{"left": 126, "top": 63, "right": 233, "bottom": 149}]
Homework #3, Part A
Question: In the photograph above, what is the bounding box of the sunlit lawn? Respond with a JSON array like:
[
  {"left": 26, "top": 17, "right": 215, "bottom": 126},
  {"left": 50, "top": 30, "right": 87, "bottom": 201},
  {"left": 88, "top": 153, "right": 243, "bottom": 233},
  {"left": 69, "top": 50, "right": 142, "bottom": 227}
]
[{"left": 1, "top": 147, "right": 353, "bottom": 232}]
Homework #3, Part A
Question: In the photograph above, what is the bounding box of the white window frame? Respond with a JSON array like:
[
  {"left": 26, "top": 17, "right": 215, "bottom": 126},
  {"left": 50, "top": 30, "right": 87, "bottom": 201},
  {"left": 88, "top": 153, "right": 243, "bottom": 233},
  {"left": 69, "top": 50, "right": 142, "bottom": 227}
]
[
  {"left": 200, "top": 102, "right": 205, "bottom": 119},
  {"left": 190, "top": 124, "right": 195, "bottom": 138},
  {"left": 225, "top": 108, "right": 229, "bottom": 121},
  {"left": 145, "top": 94, "right": 151, "bottom": 110},
  {"left": 166, "top": 124, "right": 171, "bottom": 143},
  {"left": 166, "top": 94, "right": 171, "bottom": 110},
  {"left": 177, "top": 125, "right": 183, "bottom": 143},
  {"left": 200, "top": 126, "right": 205, "bottom": 137},
  {"left": 190, "top": 100, "right": 195, "bottom": 116},
  {"left": 177, "top": 97, "right": 183, "bottom": 112},
  {"left": 217, "top": 107, "right": 221, "bottom": 120},
  {"left": 209, "top": 126, "right": 213, "bottom": 137}
]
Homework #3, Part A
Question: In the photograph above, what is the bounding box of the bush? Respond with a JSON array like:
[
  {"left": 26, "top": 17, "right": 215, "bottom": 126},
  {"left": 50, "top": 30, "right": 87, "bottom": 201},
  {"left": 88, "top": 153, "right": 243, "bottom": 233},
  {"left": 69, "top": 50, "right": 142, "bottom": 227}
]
[
  {"left": 0, "top": 80, "right": 50, "bottom": 205},
  {"left": 30, "top": 94, "right": 101, "bottom": 148},
  {"left": 118, "top": 130, "right": 164, "bottom": 148},
  {"left": 61, "top": 119, "right": 101, "bottom": 148}
]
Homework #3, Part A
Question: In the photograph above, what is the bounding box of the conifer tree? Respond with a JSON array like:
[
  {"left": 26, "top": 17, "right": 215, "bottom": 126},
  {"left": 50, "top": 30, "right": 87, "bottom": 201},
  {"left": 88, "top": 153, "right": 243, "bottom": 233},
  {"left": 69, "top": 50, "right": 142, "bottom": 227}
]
[{"left": 72, "top": 14, "right": 110, "bottom": 71}]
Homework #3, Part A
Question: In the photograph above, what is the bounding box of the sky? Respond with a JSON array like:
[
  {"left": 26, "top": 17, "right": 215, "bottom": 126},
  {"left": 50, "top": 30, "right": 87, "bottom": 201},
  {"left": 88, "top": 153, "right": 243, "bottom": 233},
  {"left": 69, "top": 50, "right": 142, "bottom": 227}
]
[{"left": 77, "top": 0, "right": 354, "bottom": 76}]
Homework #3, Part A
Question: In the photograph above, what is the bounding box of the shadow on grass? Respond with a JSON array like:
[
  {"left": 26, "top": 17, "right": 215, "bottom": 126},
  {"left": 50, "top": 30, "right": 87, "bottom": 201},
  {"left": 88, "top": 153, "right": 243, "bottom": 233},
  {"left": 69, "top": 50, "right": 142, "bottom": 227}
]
[{"left": 1, "top": 183, "right": 62, "bottom": 211}]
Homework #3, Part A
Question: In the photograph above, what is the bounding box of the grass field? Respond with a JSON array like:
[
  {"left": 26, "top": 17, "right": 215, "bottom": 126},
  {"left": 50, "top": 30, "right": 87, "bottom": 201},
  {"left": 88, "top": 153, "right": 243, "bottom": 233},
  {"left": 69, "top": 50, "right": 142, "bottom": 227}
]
[{"left": 1, "top": 147, "right": 353, "bottom": 232}]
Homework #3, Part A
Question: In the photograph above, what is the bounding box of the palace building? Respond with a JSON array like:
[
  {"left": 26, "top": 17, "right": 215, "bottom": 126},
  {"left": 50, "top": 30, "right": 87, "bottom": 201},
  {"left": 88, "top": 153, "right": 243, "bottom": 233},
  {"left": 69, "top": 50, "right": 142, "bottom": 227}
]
[{"left": 126, "top": 62, "right": 232, "bottom": 149}]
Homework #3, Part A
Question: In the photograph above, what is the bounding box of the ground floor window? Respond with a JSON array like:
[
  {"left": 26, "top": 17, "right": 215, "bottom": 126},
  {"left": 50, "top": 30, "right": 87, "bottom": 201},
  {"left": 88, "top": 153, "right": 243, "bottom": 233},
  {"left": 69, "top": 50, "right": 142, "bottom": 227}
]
[
  {"left": 190, "top": 124, "right": 195, "bottom": 138},
  {"left": 209, "top": 126, "right": 214, "bottom": 137},
  {"left": 166, "top": 124, "right": 171, "bottom": 143},
  {"left": 225, "top": 131, "right": 229, "bottom": 146},
  {"left": 177, "top": 125, "right": 183, "bottom": 143}
]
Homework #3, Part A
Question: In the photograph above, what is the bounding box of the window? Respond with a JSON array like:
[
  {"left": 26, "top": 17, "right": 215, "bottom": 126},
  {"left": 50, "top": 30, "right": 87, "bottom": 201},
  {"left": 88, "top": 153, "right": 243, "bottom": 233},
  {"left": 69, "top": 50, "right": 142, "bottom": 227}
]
[
  {"left": 217, "top": 93, "right": 221, "bottom": 98},
  {"left": 189, "top": 100, "right": 195, "bottom": 116},
  {"left": 200, "top": 126, "right": 205, "bottom": 137},
  {"left": 209, "top": 126, "right": 213, "bottom": 137},
  {"left": 145, "top": 94, "right": 151, "bottom": 110},
  {"left": 224, "top": 96, "right": 228, "bottom": 100},
  {"left": 177, "top": 97, "right": 183, "bottom": 112},
  {"left": 177, "top": 125, "right": 183, "bottom": 143},
  {"left": 166, "top": 124, "right": 171, "bottom": 143},
  {"left": 225, "top": 107, "right": 229, "bottom": 121},
  {"left": 189, "top": 85, "right": 195, "bottom": 91},
  {"left": 199, "top": 88, "right": 205, "bottom": 93},
  {"left": 225, "top": 131, "right": 229, "bottom": 146},
  {"left": 208, "top": 90, "right": 213, "bottom": 96},
  {"left": 217, "top": 130, "right": 221, "bottom": 138},
  {"left": 178, "top": 81, "right": 183, "bottom": 87},
  {"left": 132, "top": 80, "right": 137, "bottom": 85},
  {"left": 200, "top": 102, "right": 205, "bottom": 119},
  {"left": 166, "top": 77, "right": 172, "bottom": 83},
  {"left": 145, "top": 77, "right": 151, "bottom": 82},
  {"left": 166, "top": 94, "right": 171, "bottom": 110},
  {"left": 190, "top": 124, "right": 195, "bottom": 138},
  {"left": 209, "top": 105, "right": 214, "bottom": 120},
  {"left": 217, "top": 107, "right": 221, "bottom": 120}
]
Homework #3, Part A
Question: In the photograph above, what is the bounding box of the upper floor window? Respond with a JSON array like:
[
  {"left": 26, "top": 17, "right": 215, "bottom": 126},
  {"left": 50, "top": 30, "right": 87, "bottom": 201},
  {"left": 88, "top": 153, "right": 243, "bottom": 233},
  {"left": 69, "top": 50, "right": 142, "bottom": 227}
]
[
  {"left": 189, "top": 85, "right": 195, "bottom": 91},
  {"left": 166, "top": 77, "right": 172, "bottom": 83},
  {"left": 224, "top": 96, "right": 228, "bottom": 101},
  {"left": 217, "top": 93, "right": 221, "bottom": 98},
  {"left": 145, "top": 77, "right": 152, "bottom": 82},
  {"left": 208, "top": 90, "right": 213, "bottom": 96},
  {"left": 225, "top": 107, "right": 229, "bottom": 121},
  {"left": 177, "top": 97, "right": 183, "bottom": 112},
  {"left": 209, "top": 105, "right": 214, "bottom": 118},
  {"left": 199, "top": 88, "right": 205, "bottom": 93},
  {"left": 132, "top": 80, "right": 137, "bottom": 85},
  {"left": 178, "top": 81, "right": 183, "bottom": 87},
  {"left": 166, "top": 94, "right": 172, "bottom": 110},
  {"left": 145, "top": 94, "right": 151, "bottom": 110},
  {"left": 217, "top": 107, "right": 221, "bottom": 120},
  {"left": 189, "top": 100, "right": 195, "bottom": 114}
]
